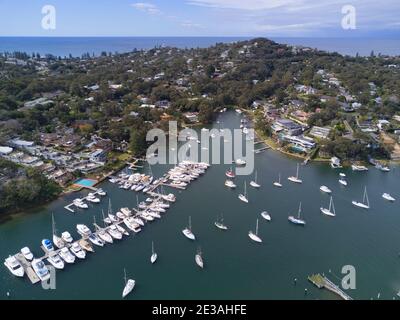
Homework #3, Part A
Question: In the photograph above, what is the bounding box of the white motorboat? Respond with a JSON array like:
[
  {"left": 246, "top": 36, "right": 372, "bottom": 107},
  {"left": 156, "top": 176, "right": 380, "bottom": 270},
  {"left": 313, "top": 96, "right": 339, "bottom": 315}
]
[
  {"left": 124, "top": 218, "right": 142, "bottom": 233},
  {"left": 88, "top": 233, "right": 105, "bottom": 247},
  {"left": 70, "top": 243, "right": 86, "bottom": 259},
  {"left": 4, "top": 256, "right": 24, "bottom": 277},
  {"left": 261, "top": 211, "right": 271, "bottom": 221},
  {"left": 320, "top": 196, "right": 336, "bottom": 217},
  {"left": 41, "top": 239, "right": 54, "bottom": 253},
  {"left": 47, "top": 253, "right": 65, "bottom": 270},
  {"left": 214, "top": 214, "right": 228, "bottom": 230},
  {"left": 132, "top": 217, "right": 145, "bottom": 226},
  {"left": 116, "top": 211, "right": 126, "bottom": 220},
  {"left": 225, "top": 179, "right": 236, "bottom": 189},
  {"left": 122, "top": 269, "right": 135, "bottom": 298},
  {"left": 273, "top": 173, "right": 283, "bottom": 188},
  {"left": 235, "top": 159, "right": 246, "bottom": 166},
  {"left": 59, "top": 247, "right": 75, "bottom": 264},
  {"left": 76, "top": 224, "right": 91, "bottom": 237},
  {"left": 97, "top": 189, "right": 107, "bottom": 196},
  {"left": 320, "top": 185, "right": 332, "bottom": 194},
  {"left": 116, "top": 224, "right": 129, "bottom": 236},
  {"left": 108, "top": 214, "right": 119, "bottom": 223},
  {"left": 31, "top": 259, "right": 51, "bottom": 281},
  {"left": 87, "top": 193, "right": 100, "bottom": 203},
  {"left": 249, "top": 171, "right": 261, "bottom": 188},
  {"left": 288, "top": 164, "right": 303, "bottom": 184},
  {"left": 150, "top": 241, "right": 158, "bottom": 264},
  {"left": 288, "top": 202, "right": 306, "bottom": 225},
  {"left": 97, "top": 228, "right": 114, "bottom": 243},
  {"left": 162, "top": 193, "right": 176, "bottom": 202},
  {"left": 195, "top": 248, "right": 204, "bottom": 268},
  {"left": 248, "top": 219, "right": 262, "bottom": 243},
  {"left": 182, "top": 216, "right": 196, "bottom": 240},
  {"left": 330, "top": 157, "right": 342, "bottom": 169},
  {"left": 382, "top": 193, "right": 396, "bottom": 202},
  {"left": 108, "top": 225, "right": 123, "bottom": 240},
  {"left": 61, "top": 231, "right": 73, "bottom": 243},
  {"left": 238, "top": 181, "right": 249, "bottom": 203},
  {"left": 73, "top": 199, "right": 88, "bottom": 209},
  {"left": 121, "top": 208, "right": 132, "bottom": 217},
  {"left": 140, "top": 212, "right": 154, "bottom": 222},
  {"left": 339, "top": 179, "right": 348, "bottom": 186},
  {"left": 352, "top": 164, "right": 368, "bottom": 171},
  {"left": 352, "top": 187, "right": 370, "bottom": 209},
  {"left": 20, "top": 247, "right": 33, "bottom": 261},
  {"left": 339, "top": 173, "right": 346, "bottom": 177}
]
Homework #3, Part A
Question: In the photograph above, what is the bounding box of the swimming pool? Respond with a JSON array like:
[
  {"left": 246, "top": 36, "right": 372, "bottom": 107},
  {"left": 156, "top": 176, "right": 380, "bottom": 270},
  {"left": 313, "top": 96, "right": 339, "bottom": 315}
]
[{"left": 74, "top": 178, "right": 98, "bottom": 188}]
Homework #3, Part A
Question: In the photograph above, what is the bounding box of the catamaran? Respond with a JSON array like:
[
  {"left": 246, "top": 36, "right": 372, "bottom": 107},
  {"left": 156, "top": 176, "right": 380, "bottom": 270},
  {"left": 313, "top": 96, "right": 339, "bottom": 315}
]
[
  {"left": 195, "top": 247, "right": 204, "bottom": 269},
  {"left": 151, "top": 241, "right": 158, "bottom": 264},
  {"left": 273, "top": 173, "right": 283, "bottom": 188},
  {"left": 288, "top": 202, "right": 306, "bottom": 225},
  {"left": 215, "top": 214, "right": 228, "bottom": 230},
  {"left": 261, "top": 211, "right": 271, "bottom": 221},
  {"left": 382, "top": 193, "right": 396, "bottom": 202},
  {"left": 122, "top": 269, "right": 135, "bottom": 298},
  {"left": 52, "top": 214, "right": 65, "bottom": 249},
  {"left": 320, "top": 185, "right": 332, "bottom": 194},
  {"left": 288, "top": 164, "right": 303, "bottom": 184},
  {"left": 238, "top": 181, "right": 249, "bottom": 203},
  {"left": 182, "top": 216, "right": 196, "bottom": 240},
  {"left": 352, "top": 187, "right": 370, "bottom": 209},
  {"left": 248, "top": 219, "right": 262, "bottom": 243},
  {"left": 250, "top": 171, "right": 261, "bottom": 188},
  {"left": 320, "top": 196, "right": 336, "bottom": 217}
]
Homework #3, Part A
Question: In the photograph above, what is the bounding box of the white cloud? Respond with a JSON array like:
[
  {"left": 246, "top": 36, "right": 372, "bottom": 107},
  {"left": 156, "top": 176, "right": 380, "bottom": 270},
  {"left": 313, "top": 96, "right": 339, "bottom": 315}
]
[
  {"left": 181, "top": 20, "right": 203, "bottom": 28},
  {"left": 131, "top": 3, "right": 162, "bottom": 15},
  {"left": 186, "top": 0, "right": 299, "bottom": 10}
]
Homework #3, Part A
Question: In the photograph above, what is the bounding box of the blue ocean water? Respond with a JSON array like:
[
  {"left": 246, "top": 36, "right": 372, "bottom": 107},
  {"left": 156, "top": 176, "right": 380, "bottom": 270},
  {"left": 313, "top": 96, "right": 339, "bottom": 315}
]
[{"left": 0, "top": 37, "right": 399, "bottom": 57}]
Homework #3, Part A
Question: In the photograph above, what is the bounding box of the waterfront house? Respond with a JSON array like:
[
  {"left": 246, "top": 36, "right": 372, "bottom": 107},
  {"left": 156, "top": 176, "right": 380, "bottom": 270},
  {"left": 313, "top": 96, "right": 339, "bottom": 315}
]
[
  {"left": 273, "top": 119, "right": 303, "bottom": 136},
  {"left": 309, "top": 126, "right": 332, "bottom": 140},
  {"left": 0, "top": 146, "right": 13, "bottom": 156},
  {"left": 89, "top": 149, "right": 107, "bottom": 164}
]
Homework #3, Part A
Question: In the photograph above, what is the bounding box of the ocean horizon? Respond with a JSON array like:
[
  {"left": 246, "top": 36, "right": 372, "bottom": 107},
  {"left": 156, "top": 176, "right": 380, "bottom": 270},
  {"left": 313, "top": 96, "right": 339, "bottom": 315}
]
[{"left": 0, "top": 36, "right": 399, "bottom": 58}]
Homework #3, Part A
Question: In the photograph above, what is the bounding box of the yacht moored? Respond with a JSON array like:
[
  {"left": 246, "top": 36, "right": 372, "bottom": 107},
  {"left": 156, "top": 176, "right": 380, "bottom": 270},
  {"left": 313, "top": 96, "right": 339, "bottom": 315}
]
[
  {"left": 20, "top": 247, "right": 33, "bottom": 261},
  {"left": 59, "top": 247, "right": 75, "bottom": 264},
  {"left": 288, "top": 164, "right": 303, "bottom": 184},
  {"left": 250, "top": 171, "right": 261, "bottom": 188},
  {"left": 195, "top": 248, "right": 204, "bottom": 268},
  {"left": 150, "top": 241, "right": 158, "bottom": 264},
  {"left": 273, "top": 173, "right": 283, "bottom": 188},
  {"left": 238, "top": 181, "right": 249, "bottom": 203},
  {"left": 122, "top": 269, "right": 135, "bottom": 298},
  {"left": 261, "top": 211, "right": 271, "bottom": 221},
  {"left": 31, "top": 259, "right": 51, "bottom": 281},
  {"left": 182, "top": 216, "right": 196, "bottom": 240},
  {"left": 41, "top": 239, "right": 54, "bottom": 253},
  {"left": 382, "top": 193, "right": 395, "bottom": 202},
  {"left": 70, "top": 243, "right": 86, "bottom": 259},
  {"left": 61, "top": 231, "right": 73, "bottom": 243},
  {"left": 248, "top": 219, "right": 262, "bottom": 243},
  {"left": 320, "top": 196, "right": 336, "bottom": 217},
  {"left": 47, "top": 253, "right": 65, "bottom": 270},
  {"left": 352, "top": 187, "right": 370, "bottom": 209},
  {"left": 320, "top": 185, "right": 332, "bottom": 194},
  {"left": 288, "top": 202, "right": 306, "bottom": 225},
  {"left": 76, "top": 224, "right": 91, "bottom": 237},
  {"left": 88, "top": 233, "right": 105, "bottom": 247},
  {"left": 225, "top": 180, "right": 236, "bottom": 189},
  {"left": 4, "top": 256, "right": 24, "bottom": 277}
]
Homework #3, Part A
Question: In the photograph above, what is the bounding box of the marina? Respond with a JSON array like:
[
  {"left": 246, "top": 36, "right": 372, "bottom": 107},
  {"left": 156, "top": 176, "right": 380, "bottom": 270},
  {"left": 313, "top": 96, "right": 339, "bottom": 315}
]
[{"left": 1, "top": 111, "right": 400, "bottom": 300}]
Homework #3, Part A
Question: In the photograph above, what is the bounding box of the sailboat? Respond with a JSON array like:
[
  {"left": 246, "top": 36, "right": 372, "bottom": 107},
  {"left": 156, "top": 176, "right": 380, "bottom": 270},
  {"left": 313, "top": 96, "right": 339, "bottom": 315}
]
[
  {"left": 238, "top": 181, "right": 249, "bottom": 203},
  {"left": 288, "top": 202, "right": 306, "bottom": 225},
  {"left": 320, "top": 196, "right": 336, "bottom": 217},
  {"left": 214, "top": 213, "right": 228, "bottom": 230},
  {"left": 182, "top": 216, "right": 196, "bottom": 240},
  {"left": 248, "top": 219, "right": 262, "bottom": 243},
  {"left": 195, "top": 247, "right": 204, "bottom": 269},
  {"left": 273, "top": 173, "right": 282, "bottom": 188},
  {"left": 250, "top": 171, "right": 261, "bottom": 188},
  {"left": 151, "top": 241, "right": 158, "bottom": 264},
  {"left": 52, "top": 213, "right": 65, "bottom": 249},
  {"left": 122, "top": 269, "right": 135, "bottom": 298},
  {"left": 352, "top": 187, "right": 370, "bottom": 209},
  {"left": 288, "top": 164, "right": 303, "bottom": 184}
]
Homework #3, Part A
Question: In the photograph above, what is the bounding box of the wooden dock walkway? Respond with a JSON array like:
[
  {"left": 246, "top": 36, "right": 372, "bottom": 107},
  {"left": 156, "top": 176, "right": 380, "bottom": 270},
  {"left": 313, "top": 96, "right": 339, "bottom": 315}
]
[
  {"left": 64, "top": 188, "right": 103, "bottom": 213},
  {"left": 15, "top": 254, "right": 40, "bottom": 284},
  {"left": 308, "top": 274, "right": 353, "bottom": 300}
]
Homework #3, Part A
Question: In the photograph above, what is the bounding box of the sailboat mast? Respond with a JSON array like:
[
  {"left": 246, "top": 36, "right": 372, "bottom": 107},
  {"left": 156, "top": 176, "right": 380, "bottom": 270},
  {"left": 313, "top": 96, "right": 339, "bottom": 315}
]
[
  {"left": 52, "top": 213, "right": 56, "bottom": 236},
  {"left": 256, "top": 219, "right": 259, "bottom": 236},
  {"left": 124, "top": 268, "right": 127, "bottom": 285},
  {"left": 189, "top": 216, "right": 192, "bottom": 231},
  {"left": 364, "top": 187, "right": 370, "bottom": 207},
  {"left": 298, "top": 202, "right": 302, "bottom": 219},
  {"left": 152, "top": 241, "right": 154, "bottom": 255},
  {"left": 296, "top": 164, "right": 299, "bottom": 179}
]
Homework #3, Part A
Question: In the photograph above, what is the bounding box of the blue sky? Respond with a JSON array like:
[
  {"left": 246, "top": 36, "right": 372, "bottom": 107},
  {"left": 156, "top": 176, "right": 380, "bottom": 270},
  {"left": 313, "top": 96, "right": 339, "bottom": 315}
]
[{"left": 0, "top": 0, "right": 399, "bottom": 37}]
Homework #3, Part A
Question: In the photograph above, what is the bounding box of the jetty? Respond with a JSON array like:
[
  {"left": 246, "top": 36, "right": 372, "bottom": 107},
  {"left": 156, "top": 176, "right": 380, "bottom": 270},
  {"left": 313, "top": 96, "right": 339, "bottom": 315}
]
[
  {"left": 64, "top": 188, "right": 104, "bottom": 213},
  {"left": 14, "top": 254, "right": 40, "bottom": 284},
  {"left": 308, "top": 274, "right": 353, "bottom": 300}
]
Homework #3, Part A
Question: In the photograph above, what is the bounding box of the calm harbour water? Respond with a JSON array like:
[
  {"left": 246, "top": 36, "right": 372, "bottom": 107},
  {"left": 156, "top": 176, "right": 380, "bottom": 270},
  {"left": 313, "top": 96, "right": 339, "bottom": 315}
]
[{"left": 1, "top": 111, "right": 400, "bottom": 300}]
